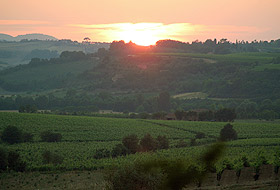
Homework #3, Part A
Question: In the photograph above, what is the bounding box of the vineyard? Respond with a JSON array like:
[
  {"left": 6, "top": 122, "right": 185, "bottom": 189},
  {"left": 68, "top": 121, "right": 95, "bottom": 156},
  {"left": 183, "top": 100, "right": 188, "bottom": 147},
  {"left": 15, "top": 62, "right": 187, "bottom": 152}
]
[{"left": 0, "top": 112, "right": 280, "bottom": 172}]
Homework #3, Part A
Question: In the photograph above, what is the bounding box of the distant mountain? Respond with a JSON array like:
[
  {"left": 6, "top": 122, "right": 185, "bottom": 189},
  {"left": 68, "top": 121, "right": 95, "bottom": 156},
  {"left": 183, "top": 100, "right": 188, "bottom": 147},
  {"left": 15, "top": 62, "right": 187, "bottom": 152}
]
[
  {"left": 0, "top": 33, "right": 58, "bottom": 41},
  {"left": 15, "top": 33, "right": 58, "bottom": 41},
  {"left": 0, "top": 34, "right": 14, "bottom": 41}
]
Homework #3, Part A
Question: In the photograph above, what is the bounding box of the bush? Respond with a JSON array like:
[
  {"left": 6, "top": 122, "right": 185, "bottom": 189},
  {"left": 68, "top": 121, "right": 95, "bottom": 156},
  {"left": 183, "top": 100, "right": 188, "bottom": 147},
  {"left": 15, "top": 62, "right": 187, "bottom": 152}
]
[
  {"left": 122, "top": 134, "right": 140, "bottom": 154},
  {"left": 140, "top": 133, "right": 157, "bottom": 152},
  {"left": 40, "top": 131, "right": 62, "bottom": 142},
  {"left": 220, "top": 123, "right": 237, "bottom": 141},
  {"left": 93, "top": 149, "right": 111, "bottom": 159},
  {"left": 42, "top": 150, "right": 64, "bottom": 165},
  {"left": 111, "top": 144, "right": 128, "bottom": 157},
  {"left": 1, "top": 125, "right": 22, "bottom": 144}
]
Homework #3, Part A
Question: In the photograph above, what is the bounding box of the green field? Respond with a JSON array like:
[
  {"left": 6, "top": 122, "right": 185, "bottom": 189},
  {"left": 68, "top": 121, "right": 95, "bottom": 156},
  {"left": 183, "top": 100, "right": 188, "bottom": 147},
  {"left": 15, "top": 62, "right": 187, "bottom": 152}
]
[{"left": 1, "top": 112, "right": 280, "bottom": 172}]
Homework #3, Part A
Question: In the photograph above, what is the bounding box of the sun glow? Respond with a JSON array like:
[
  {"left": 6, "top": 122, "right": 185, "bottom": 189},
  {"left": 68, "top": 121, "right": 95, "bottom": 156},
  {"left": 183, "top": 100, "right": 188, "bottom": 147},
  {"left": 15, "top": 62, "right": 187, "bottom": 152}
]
[
  {"left": 71, "top": 23, "right": 199, "bottom": 46},
  {"left": 114, "top": 23, "right": 165, "bottom": 46}
]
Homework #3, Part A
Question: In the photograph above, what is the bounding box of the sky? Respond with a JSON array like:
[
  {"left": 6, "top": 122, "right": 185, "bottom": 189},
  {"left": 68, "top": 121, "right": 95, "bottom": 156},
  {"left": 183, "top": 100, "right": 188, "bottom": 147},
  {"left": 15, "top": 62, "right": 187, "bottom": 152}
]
[{"left": 1, "top": 0, "right": 280, "bottom": 45}]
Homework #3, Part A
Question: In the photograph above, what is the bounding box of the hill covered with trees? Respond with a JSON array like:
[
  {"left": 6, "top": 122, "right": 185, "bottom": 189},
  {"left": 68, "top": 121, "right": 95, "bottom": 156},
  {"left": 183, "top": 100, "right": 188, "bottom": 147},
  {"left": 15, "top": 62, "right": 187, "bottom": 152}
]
[{"left": 0, "top": 39, "right": 280, "bottom": 119}]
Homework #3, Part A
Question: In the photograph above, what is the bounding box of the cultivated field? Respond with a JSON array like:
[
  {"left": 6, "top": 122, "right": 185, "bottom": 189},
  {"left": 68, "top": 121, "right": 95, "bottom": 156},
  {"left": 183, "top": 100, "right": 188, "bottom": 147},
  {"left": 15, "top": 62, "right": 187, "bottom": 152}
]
[{"left": 1, "top": 112, "right": 280, "bottom": 189}]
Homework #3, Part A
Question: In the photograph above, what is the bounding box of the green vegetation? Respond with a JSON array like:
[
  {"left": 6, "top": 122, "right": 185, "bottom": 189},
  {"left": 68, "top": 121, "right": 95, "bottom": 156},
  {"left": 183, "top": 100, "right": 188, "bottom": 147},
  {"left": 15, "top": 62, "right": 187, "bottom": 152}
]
[{"left": 0, "top": 112, "right": 280, "bottom": 172}]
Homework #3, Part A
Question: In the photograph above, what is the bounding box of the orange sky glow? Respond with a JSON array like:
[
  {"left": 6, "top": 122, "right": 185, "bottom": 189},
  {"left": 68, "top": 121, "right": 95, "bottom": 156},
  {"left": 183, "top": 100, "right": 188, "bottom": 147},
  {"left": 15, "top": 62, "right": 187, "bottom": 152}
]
[{"left": 1, "top": 0, "right": 280, "bottom": 45}]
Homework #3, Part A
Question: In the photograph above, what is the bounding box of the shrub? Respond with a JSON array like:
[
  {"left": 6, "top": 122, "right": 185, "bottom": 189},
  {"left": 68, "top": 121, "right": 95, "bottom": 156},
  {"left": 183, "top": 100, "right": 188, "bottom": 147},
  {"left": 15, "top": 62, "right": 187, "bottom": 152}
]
[
  {"left": 40, "top": 131, "right": 62, "bottom": 142},
  {"left": 140, "top": 133, "right": 158, "bottom": 152},
  {"left": 93, "top": 149, "right": 111, "bottom": 159},
  {"left": 111, "top": 144, "right": 128, "bottom": 157},
  {"left": 156, "top": 135, "right": 169, "bottom": 149},
  {"left": 122, "top": 134, "right": 140, "bottom": 154},
  {"left": 42, "top": 150, "right": 64, "bottom": 165},
  {"left": 1, "top": 125, "right": 22, "bottom": 144},
  {"left": 220, "top": 123, "right": 237, "bottom": 141}
]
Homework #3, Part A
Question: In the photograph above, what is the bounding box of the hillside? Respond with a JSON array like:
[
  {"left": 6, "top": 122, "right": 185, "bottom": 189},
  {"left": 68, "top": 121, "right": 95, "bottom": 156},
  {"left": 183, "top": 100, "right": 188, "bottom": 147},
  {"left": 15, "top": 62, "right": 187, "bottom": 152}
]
[
  {"left": 0, "top": 40, "right": 280, "bottom": 118},
  {"left": 0, "top": 33, "right": 57, "bottom": 41},
  {"left": 0, "top": 39, "right": 109, "bottom": 68}
]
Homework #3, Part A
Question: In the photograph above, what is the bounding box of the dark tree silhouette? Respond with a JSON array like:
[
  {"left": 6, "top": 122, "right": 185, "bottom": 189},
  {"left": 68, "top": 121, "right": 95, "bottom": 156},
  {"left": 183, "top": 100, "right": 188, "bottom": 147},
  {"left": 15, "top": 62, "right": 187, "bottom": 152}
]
[{"left": 220, "top": 123, "right": 237, "bottom": 141}]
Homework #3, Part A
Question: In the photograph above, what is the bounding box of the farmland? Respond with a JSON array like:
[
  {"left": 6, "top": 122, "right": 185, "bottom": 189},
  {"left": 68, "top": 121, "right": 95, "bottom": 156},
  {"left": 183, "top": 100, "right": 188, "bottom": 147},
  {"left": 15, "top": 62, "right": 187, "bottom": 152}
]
[{"left": 0, "top": 112, "right": 280, "bottom": 172}]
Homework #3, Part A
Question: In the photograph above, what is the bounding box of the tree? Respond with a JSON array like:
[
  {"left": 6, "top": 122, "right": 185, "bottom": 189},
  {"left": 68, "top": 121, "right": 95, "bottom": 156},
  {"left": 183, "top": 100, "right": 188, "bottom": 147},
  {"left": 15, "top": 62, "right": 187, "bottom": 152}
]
[
  {"left": 215, "top": 108, "right": 236, "bottom": 122},
  {"left": 174, "top": 110, "right": 186, "bottom": 120},
  {"left": 122, "top": 134, "right": 140, "bottom": 154},
  {"left": 259, "top": 110, "right": 278, "bottom": 121},
  {"left": 140, "top": 134, "right": 157, "bottom": 152},
  {"left": 156, "top": 135, "right": 169, "bottom": 149},
  {"left": 157, "top": 92, "right": 171, "bottom": 112},
  {"left": 1, "top": 125, "right": 22, "bottom": 144},
  {"left": 220, "top": 123, "right": 237, "bottom": 141}
]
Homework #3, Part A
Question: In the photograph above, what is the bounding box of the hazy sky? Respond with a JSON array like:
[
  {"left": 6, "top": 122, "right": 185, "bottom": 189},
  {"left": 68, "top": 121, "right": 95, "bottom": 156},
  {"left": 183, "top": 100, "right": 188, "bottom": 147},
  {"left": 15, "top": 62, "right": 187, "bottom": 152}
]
[{"left": 1, "top": 0, "right": 280, "bottom": 44}]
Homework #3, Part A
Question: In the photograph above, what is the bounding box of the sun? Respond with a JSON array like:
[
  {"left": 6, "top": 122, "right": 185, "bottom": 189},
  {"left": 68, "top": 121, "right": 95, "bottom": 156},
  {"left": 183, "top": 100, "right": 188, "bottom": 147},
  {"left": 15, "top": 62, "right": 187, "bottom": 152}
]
[{"left": 114, "top": 23, "right": 165, "bottom": 46}]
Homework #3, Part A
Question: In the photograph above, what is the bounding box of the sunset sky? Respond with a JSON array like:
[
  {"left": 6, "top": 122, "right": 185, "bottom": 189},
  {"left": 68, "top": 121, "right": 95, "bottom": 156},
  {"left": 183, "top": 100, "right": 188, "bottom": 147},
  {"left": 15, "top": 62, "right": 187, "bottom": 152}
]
[{"left": 1, "top": 0, "right": 280, "bottom": 45}]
